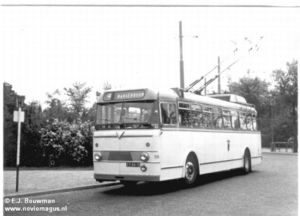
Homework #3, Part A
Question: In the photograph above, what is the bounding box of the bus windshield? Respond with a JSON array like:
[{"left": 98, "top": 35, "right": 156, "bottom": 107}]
[{"left": 95, "top": 101, "right": 159, "bottom": 130}]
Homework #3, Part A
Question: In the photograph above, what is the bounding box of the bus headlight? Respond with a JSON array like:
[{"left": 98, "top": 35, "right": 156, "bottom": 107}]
[
  {"left": 140, "top": 152, "right": 149, "bottom": 162},
  {"left": 94, "top": 153, "right": 102, "bottom": 161}
]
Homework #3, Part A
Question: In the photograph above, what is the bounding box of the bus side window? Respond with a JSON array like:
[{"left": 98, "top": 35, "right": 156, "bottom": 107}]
[
  {"left": 169, "top": 104, "right": 177, "bottom": 125},
  {"left": 213, "top": 108, "right": 223, "bottom": 129},
  {"left": 160, "top": 103, "right": 177, "bottom": 125},
  {"left": 252, "top": 114, "right": 257, "bottom": 131},
  {"left": 246, "top": 113, "right": 253, "bottom": 131},
  {"left": 178, "top": 103, "right": 191, "bottom": 127},
  {"left": 190, "top": 104, "right": 202, "bottom": 128},
  {"left": 161, "top": 103, "right": 169, "bottom": 124},
  {"left": 203, "top": 107, "right": 213, "bottom": 129},
  {"left": 231, "top": 111, "right": 239, "bottom": 130},
  {"left": 239, "top": 112, "right": 247, "bottom": 130},
  {"left": 223, "top": 110, "right": 232, "bottom": 129}
]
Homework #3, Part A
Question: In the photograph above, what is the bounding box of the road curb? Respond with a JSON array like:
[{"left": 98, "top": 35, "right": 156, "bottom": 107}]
[
  {"left": 262, "top": 152, "right": 298, "bottom": 156},
  {"left": 4, "top": 182, "right": 121, "bottom": 199}
]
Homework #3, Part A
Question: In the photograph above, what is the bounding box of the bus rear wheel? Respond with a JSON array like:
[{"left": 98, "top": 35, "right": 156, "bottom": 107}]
[
  {"left": 184, "top": 155, "right": 198, "bottom": 186},
  {"left": 242, "top": 150, "right": 251, "bottom": 175}
]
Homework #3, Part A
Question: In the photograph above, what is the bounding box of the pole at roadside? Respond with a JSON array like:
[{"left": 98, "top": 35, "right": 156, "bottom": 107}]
[{"left": 14, "top": 96, "right": 25, "bottom": 192}]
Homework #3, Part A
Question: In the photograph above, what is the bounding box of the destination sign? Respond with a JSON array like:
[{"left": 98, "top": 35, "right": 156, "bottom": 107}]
[
  {"left": 103, "top": 90, "right": 145, "bottom": 101},
  {"left": 115, "top": 90, "right": 145, "bottom": 100}
]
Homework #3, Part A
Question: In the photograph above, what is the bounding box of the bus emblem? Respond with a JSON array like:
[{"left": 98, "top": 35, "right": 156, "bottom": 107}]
[{"left": 116, "top": 131, "right": 125, "bottom": 139}]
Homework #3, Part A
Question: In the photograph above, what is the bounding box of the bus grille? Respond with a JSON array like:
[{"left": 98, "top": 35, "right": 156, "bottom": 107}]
[{"left": 108, "top": 151, "right": 133, "bottom": 161}]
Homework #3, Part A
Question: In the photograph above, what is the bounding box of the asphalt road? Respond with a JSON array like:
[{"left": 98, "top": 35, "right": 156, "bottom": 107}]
[{"left": 4, "top": 153, "right": 298, "bottom": 216}]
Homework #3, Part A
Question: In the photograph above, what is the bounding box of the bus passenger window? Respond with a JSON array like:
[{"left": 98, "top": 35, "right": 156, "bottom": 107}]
[
  {"left": 179, "top": 103, "right": 191, "bottom": 127},
  {"left": 246, "top": 113, "right": 253, "bottom": 130},
  {"left": 191, "top": 104, "right": 203, "bottom": 128},
  {"left": 161, "top": 103, "right": 177, "bottom": 125},
  {"left": 203, "top": 107, "right": 213, "bottom": 129},
  {"left": 169, "top": 104, "right": 177, "bottom": 125},
  {"left": 213, "top": 108, "right": 223, "bottom": 129},
  {"left": 252, "top": 114, "right": 257, "bottom": 131},
  {"left": 231, "top": 111, "right": 239, "bottom": 130},
  {"left": 240, "top": 113, "right": 247, "bottom": 130},
  {"left": 223, "top": 110, "right": 232, "bottom": 129}
]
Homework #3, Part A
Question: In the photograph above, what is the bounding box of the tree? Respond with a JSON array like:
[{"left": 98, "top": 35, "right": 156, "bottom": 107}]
[
  {"left": 228, "top": 76, "right": 271, "bottom": 121},
  {"left": 3, "top": 82, "right": 18, "bottom": 166},
  {"left": 39, "top": 118, "right": 94, "bottom": 166},
  {"left": 64, "top": 82, "right": 92, "bottom": 119},
  {"left": 272, "top": 60, "right": 298, "bottom": 152},
  {"left": 103, "top": 82, "right": 112, "bottom": 91},
  {"left": 228, "top": 76, "right": 273, "bottom": 147},
  {"left": 20, "top": 101, "right": 45, "bottom": 166},
  {"left": 44, "top": 90, "right": 73, "bottom": 122}
]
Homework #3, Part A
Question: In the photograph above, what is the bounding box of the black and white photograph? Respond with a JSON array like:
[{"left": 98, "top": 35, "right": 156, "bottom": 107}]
[{"left": 1, "top": 1, "right": 299, "bottom": 215}]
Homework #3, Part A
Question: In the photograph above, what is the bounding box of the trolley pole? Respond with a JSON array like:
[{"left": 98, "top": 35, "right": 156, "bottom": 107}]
[
  {"left": 218, "top": 56, "right": 221, "bottom": 94},
  {"left": 179, "top": 21, "right": 185, "bottom": 89},
  {"left": 204, "top": 78, "right": 207, "bottom": 95}
]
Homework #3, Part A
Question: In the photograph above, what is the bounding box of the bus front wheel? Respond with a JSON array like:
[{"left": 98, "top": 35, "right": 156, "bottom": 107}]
[{"left": 184, "top": 155, "right": 198, "bottom": 186}]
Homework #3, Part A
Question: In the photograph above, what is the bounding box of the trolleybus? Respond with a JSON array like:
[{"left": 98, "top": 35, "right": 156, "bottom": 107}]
[{"left": 93, "top": 87, "right": 262, "bottom": 186}]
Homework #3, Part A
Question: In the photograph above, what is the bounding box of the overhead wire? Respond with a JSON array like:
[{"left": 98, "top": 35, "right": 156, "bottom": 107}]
[{"left": 191, "top": 36, "right": 264, "bottom": 95}]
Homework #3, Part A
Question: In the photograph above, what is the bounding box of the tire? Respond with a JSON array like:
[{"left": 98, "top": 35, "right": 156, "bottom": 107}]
[
  {"left": 184, "top": 155, "right": 199, "bottom": 186},
  {"left": 121, "top": 181, "right": 137, "bottom": 187},
  {"left": 242, "top": 150, "right": 252, "bottom": 175}
]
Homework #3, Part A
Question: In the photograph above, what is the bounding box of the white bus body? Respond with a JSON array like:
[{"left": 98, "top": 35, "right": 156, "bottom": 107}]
[{"left": 93, "top": 88, "right": 262, "bottom": 185}]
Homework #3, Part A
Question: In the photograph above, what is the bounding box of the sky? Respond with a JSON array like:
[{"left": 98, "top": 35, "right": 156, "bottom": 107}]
[{"left": 1, "top": 2, "right": 299, "bottom": 108}]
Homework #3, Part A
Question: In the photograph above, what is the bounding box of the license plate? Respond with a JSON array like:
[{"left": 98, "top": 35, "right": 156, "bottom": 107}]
[{"left": 126, "top": 162, "right": 140, "bottom": 167}]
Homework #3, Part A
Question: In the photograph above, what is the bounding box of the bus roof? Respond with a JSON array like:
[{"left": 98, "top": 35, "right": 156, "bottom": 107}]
[{"left": 97, "top": 87, "right": 257, "bottom": 113}]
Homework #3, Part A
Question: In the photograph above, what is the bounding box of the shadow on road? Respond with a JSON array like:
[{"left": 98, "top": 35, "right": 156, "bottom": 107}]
[{"left": 102, "top": 169, "right": 256, "bottom": 196}]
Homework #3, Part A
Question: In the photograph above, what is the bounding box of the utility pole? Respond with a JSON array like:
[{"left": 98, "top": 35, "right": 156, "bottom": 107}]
[
  {"left": 218, "top": 56, "right": 221, "bottom": 94},
  {"left": 179, "top": 21, "right": 185, "bottom": 89}
]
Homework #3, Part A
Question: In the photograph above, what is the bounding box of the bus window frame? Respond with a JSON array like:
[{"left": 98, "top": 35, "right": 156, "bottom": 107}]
[
  {"left": 245, "top": 113, "right": 254, "bottom": 131},
  {"left": 252, "top": 114, "right": 258, "bottom": 131},
  {"left": 95, "top": 101, "right": 160, "bottom": 130},
  {"left": 178, "top": 102, "right": 192, "bottom": 127},
  {"left": 160, "top": 102, "right": 178, "bottom": 127},
  {"left": 222, "top": 110, "right": 232, "bottom": 130},
  {"left": 190, "top": 104, "right": 203, "bottom": 128},
  {"left": 239, "top": 112, "right": 247, "bottom": 130},
  {"left": 203, "top": 107, "right": 214, "bottom": 129},
  {"left": 212, "top": 107, "right": 223, "bottom": 129},
  {"left": 231, "top": 110, "right": 240, "bottom": 130}
]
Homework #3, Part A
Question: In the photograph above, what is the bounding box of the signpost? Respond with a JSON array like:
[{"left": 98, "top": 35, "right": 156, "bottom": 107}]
[{"left": 13, "top": 95, "right": 25, "bottom": 192}]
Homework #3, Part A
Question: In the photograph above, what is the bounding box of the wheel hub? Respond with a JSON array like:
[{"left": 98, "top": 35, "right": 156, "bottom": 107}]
[{"left": 185, "top": 162, "right": 195, "bottom": 181}]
